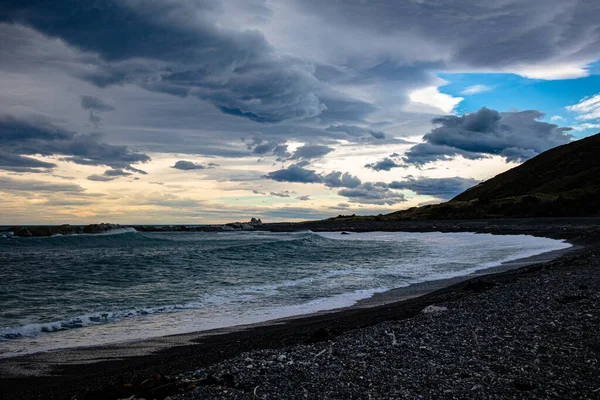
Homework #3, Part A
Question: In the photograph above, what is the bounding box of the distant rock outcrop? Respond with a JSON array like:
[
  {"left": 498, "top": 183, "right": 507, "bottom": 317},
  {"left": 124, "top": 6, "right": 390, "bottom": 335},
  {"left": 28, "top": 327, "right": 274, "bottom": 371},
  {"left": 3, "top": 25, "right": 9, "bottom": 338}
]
[
  {"left": 13, "top": 224, "right": 75, "bottom": 237},
  {"left": 225, "top": 223, "right": 255, "bottom": 230},
  {"left": 82, "top": 223, "right": 122, "bottom": 234},
  {"left": 12, "top": 223, "right": 125, "bottom": 237}
]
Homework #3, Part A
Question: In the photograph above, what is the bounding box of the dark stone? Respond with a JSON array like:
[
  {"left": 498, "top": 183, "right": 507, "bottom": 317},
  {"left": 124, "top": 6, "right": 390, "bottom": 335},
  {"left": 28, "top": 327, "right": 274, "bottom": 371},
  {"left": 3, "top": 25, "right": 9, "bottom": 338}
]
[
  {"left": 341, "top": 231, "right": 351, "bottom": 235},
  {"left": 513, "top": 379, "right": 536, "bottom": 391},
  {"left": 306, "top": 327, "right": 335, "bottom": 343},
  {"left": 556, "top": 294, "right": 588, "bottom": 304},
  {"left": 579, "top": 284, "right": 589, "bottom": 290},
  {"left": 220, "top": 373, "right": 235, "bottom": 387},
  {"left": 464, "top": 280, "right": 497, "bottom": 293},
  {"left": 13, "top": 228, "right": 32, "bottom": 237},
  {"left": 198, "top": 374, "right": 223, "bottom": 386}
]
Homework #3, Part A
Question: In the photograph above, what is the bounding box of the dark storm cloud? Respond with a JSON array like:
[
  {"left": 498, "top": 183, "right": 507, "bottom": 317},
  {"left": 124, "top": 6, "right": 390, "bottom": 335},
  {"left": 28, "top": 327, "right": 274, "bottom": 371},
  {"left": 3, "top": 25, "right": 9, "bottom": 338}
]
[
  {"left": 263, "top": 163, "right": 323, "bottom": 183},
  {"left": 81, "top": 96, "right": 114, "bottom": 128},
  {"left": 246, "top": 137, "right": 291, "bottom": 159},
  {"left": 264, "top": 164, "right": 361, "bottom": 189},
  {"left": 0, "top": 151, "right": 56, "bottom": 173},
  {"left": 338, "top": 182, "right": 406, "bottom": 205},
  {"left": 403, "top": 108, "right": 572, "bottom": 165},
  {"left": 273, "top": 144, "right": 291, "bottom": 160},
  {"left": 403, "top": 142, "right": 484, "bottom": 165},
  {"left": 87, "top": 174, "right": 115, "bottom": 182},
  {"left": 315, "top": 96, "right": 379, "bottom": 124},
  {"left": 171, "top": 160, "right": 207, "bottom": 170},
  {"left": 0, "top": 0, "right": 326, "bottom": 123},
  {"left": 248, "top": 137, "right": 335, "bottom": 161},
  {"left": 270, "top": 191, "right": 293, "bottom": 198},
  {"left": 88, "top": 112, "right": 102, "bottom": 128},
  {"left": 104, "top": 169, "right": 132, "bottom": 177},
  {"left": 322, "top": 171, "right": 362, "bottom": 189},
  {"left": 325, "top": 125, "right": 386, "bottom": 140},
  {"left": 80, "top": 95, "right": 115, "bottom": 112},
  {"left": 253, "top": 141, "right": 279, "bottom": 155},
  {"left": 87, "top": 168, "right": 132, "bottom": 182},
  {"left": 364, "top": 157, "right": 405, "bottom": 172},
  {"left": 295, "top": 0, "right": 600, "bottom": 71},
  {"left": 0, "top": 176, "right": 84, "bottom": 192},
  {"left": 389, "top": 177, "right": 479, "bottom": 200},
  {"left": 264, "top": 164, "right": 404, "bottom": 205},
  {"left": 330, "top": 203, "right": 350, "bottom": 210},
  {"left": 0, "top": 114, "right": 150, "bottom": 172},
  {"left": 290, "top": 145, "right": 334, "bottom": 160}
]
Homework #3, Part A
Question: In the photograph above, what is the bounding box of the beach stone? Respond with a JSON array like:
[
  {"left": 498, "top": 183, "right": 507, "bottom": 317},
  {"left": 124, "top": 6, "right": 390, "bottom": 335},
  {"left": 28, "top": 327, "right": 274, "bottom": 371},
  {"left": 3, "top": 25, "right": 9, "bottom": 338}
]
[
  {"left": 220, "top": 373, "right": 235, "bottom": 387},
  {"left": 306, "top": 327, "right": 335, "bottom": 343},
  {"left": 513, "top": 379, "right": 537, "bottom": 391},
  {"left": 556, "top": 294, "right": 588, "bottom": 304},
  {"left": 197, "top": 374, "right": 222, "bottom": 386},
  {"left": 421, "top": 305, "right": 448, "bottom": 314}
]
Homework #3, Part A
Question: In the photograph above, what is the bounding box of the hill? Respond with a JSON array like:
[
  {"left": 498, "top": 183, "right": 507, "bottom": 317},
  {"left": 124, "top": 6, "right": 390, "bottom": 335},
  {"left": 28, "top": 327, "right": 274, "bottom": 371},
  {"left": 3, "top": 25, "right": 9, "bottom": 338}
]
[{"left": 337, "top": 133, "right": 600, "bottom": 221}]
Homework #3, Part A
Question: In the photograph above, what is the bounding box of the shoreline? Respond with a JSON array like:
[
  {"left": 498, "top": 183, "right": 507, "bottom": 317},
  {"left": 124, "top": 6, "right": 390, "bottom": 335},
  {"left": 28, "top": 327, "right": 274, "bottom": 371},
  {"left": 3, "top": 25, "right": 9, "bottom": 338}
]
[
  {"left": 355, "top": 243, "right": 578, "bottom": 308},
  {"left": 0, "top": 232, "right": 573, "bottom": 360},
  {"left": 1, "top": 219, "right": 599, "bottom": 399}
]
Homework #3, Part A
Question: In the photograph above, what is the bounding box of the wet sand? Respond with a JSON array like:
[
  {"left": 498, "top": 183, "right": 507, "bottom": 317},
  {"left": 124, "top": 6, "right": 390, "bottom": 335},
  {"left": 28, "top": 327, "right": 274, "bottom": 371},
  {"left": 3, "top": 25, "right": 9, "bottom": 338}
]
[{"left": 1, "top": 218, "right": 599, "bottom": 399}]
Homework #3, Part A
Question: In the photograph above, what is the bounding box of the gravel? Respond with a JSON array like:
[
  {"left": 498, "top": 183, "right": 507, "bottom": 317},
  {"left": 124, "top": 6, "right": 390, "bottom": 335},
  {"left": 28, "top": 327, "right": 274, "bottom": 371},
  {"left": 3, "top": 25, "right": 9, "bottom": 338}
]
[{"left": 171, "top": 248, "right": 600, "bottom": 400}]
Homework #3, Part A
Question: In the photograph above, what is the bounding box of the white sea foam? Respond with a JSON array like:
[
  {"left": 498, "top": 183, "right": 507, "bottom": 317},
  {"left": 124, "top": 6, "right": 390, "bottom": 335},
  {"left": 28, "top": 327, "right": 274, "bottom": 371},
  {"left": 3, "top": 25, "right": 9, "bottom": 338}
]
[{"left": 93, "top": 227, "right": 138, "bottom": 235}]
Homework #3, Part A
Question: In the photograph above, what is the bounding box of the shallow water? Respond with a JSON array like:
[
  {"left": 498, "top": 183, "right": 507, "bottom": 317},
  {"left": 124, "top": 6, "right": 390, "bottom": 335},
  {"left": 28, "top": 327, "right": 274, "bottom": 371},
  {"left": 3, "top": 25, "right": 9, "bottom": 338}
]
[{"left": 0, "top": 230, "right": 570, "bottom": 357}]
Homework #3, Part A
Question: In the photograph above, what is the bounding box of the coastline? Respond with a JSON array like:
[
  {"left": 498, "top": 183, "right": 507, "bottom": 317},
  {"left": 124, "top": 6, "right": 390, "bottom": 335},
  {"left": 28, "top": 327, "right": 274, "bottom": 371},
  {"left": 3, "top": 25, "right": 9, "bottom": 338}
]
[{"left": 1, "top": 219, "right": 599, "bottom": 400}]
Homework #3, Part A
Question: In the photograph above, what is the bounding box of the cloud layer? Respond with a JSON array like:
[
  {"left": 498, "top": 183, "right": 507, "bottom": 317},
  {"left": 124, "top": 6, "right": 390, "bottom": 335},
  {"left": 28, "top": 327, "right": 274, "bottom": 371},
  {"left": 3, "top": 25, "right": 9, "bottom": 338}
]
[
  {"left": 0, "top": 114, "right": 150, "bottom": 173},
  {"left": 389, "top": 177, "right": 479, "bottom": 200},
  {"left": 404, "top": 108, "right": 572, "bottom": 165},
  {"left": 0, "top": 0, "right": 327, "bottom": 124},
  {"left": 264, "top": 163, "right": 405, "bottom": 205}
]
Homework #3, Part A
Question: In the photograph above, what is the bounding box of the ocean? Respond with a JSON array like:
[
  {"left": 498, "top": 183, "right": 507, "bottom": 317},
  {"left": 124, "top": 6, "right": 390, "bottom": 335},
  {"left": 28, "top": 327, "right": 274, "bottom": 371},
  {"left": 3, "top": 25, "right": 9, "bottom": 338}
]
[{"left": 0, "top": 230, "right": 571, "bottom": 358}]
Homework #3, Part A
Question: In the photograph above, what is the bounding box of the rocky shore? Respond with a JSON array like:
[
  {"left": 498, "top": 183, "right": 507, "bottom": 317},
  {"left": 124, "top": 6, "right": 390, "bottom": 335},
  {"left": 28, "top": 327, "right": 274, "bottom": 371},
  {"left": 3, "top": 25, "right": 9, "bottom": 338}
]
[
  {"left": 1, "top": 219, "right": 599, "bottom": 400},
  {"left": 5, "top": 223, "right": 125, "bottom": 237}
]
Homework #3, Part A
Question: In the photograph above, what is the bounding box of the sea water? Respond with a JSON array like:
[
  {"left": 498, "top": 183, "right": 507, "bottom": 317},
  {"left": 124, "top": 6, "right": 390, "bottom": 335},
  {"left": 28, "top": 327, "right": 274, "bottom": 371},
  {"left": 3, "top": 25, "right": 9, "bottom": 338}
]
[{"left": 0, "top": 230, "right": 571, "bottom": 357}]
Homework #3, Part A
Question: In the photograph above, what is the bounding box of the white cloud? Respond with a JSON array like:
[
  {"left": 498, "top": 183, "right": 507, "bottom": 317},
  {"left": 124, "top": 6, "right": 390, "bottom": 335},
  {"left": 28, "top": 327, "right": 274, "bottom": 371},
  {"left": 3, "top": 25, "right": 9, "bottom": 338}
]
[
  {"left": 566, "top": 93, "right": 600, "bottom": 121},
  {"left": 407, "top": 86, "right": 463, "bottom": 114},
  {"left": 571, "top": 123, "right": 600, "bottom": 131},
  {"left": 460, "top": 84, "right": 491, "bottom": 95},
  {"left": 514, "top": 63, "right": 590, "bottom": 80},
  {"left": 550, "top": 115, "right": 566, "bottom": 122}
]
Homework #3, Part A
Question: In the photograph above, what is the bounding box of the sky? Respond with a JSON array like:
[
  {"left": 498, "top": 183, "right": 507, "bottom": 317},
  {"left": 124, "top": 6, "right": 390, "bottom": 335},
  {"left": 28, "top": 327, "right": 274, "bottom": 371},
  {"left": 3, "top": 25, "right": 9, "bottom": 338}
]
[{"left": 1, "top": 0, "right": 600, "bottom": 225}]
